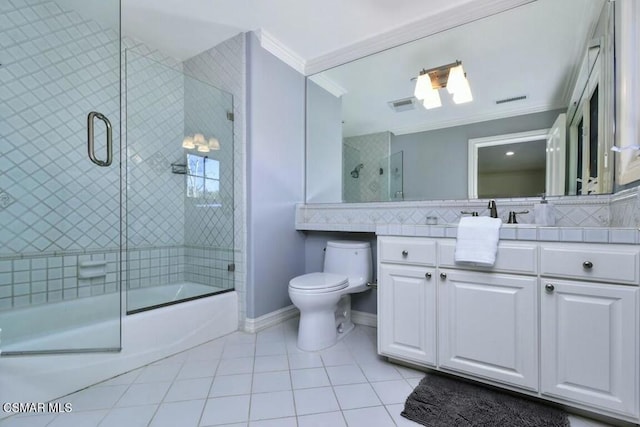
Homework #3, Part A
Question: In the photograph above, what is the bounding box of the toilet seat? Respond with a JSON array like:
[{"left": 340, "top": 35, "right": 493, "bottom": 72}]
[{"left": 289, "top": 272, "right": 348, "bottom": 293}]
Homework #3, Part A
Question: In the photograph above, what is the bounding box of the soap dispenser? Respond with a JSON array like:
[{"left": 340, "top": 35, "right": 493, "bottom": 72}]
[{"left": 534, "top": 194, "right": 555, "bottom": 226}]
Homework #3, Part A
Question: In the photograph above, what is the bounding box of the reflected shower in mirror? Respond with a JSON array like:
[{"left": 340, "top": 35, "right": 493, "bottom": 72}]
[{"left": 305, "top": 0, "right": 614, "bottom": 203}]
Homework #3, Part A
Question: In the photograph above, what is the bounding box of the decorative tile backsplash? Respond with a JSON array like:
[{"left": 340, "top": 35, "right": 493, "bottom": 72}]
[{"left": 296, "top": 193, "right": 618, "bottom": 232}]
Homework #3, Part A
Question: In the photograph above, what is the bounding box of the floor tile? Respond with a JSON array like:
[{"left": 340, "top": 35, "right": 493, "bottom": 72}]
[
  {"left": 222, "top": 343, "right": 256, "bottom": 359},
  {"left": 66, "top": 384, "right": 128, "bottom": 411},
  {"left": 47, "top": 410, "right": 109, "bottom": 427},
  {"left": 176, "top": 360, "right": 219, "bottom": 379},
  {"left": 98, "top": 404, "right": 157, "bottom": 427},
  {"left": 255, "top": 340, "right": 287, "bottom": 356},
  {"left": 386, "top": 403, "right": 423, "bottom": 426},
  {"left": 99, "top": 369, "right": 141, "bottom": 386},
  {"left": 216, "top": 357, "right": 254, "bottom": 375},
  {"left": 293, "top": 386, "right": 340, "bottom": 415},
  {"left": 288, "top": 352, "right": 323, "bottom": 370},
  {"left": 290, "top": 367, "right": 330, "bottom": 389},
  {"left": 249, "top": 417, "right": 296, "bottom": 427},
  {"left": 333, "top": 383, "right": 381, "bottom": 410},
  {"left": 359, "top": 361, "right": 404, "bottom": 382},
  {"left": 200, "top": 395, "right": 250, "bottom": 426},
  {"left": 319, "top": 348, "right": 355, "bottom": 366},
  {"left": 209, "top": 374, "right": 252, "bottom": 397},
  {"left": 149, "top": 399, "right": 205, "bottom": 427},
  {"left": 116, "top": 382, "right": 171, "bottom": 407},
  {"left": 252, "top": 371, "right": 291, "bottom": 393},
  {"left": 0, "top": 414, "right": 57, "bottom": 427},
  {"left": 163, "top": 377, "right": 213, "bottom": 402},
  {"left": 297, "top": 411, "right": 347, "bottom": 427},
  {"left": 342, "top": 406, "right": 396, "bottom": 427},
  {"left": 326, "top": 364, "right": 367, "bottom": 385},
  {"left": 249, "top": 390, "right": 295, "bottom": 420},
  {"left": 186, "top": 341, "right": 225, "bottom": 361},
  {"left": 253, "top": 355, "right": 288, "bottom": 372},
  {"left": 135, "top": 363, "right": 182, "bottom": 383},
  {"left": 371, "top": 379, "right": 414, "bottom": 405}
]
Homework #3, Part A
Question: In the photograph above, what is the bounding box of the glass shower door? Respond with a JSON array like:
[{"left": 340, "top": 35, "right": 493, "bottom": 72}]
[{"left": 0, "top": 0, "right": 121, "bottom": 354}]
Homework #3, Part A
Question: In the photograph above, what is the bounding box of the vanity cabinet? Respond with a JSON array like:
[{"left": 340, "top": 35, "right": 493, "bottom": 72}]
[
  {"left": 438, "top": 269, "right": 538, "bottom": 390},
  {"left": 377, "top": 236, "right": 640, "bottom": 422},
  {"left": 540, "top": 244, "right": 639, "bottom": 417},
  {"left": 377, "top": 237, "right": 437, "bottom": 365}
]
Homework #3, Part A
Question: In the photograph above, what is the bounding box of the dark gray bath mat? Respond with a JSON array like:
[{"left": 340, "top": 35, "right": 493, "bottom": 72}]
[{"left": 402, "top": 373, "right": 570, "bottom": 427}]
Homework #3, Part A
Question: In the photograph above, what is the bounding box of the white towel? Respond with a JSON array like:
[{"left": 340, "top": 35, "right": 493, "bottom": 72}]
[{"left": 454, "top": 216, "right": 502, "bottom": 266}]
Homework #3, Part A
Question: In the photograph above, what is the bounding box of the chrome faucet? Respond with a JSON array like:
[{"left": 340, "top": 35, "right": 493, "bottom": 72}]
[{"left": 488, "top": 200, "right": 498, "bottom": 218}]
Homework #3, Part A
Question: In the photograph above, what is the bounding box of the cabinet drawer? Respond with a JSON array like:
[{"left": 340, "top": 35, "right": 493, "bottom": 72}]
[
  {"left": 540, "top": 244, "right": 640, "bottom": 285},
  {"left": 439, "top": 240, "right": 537, "bottom": 274},
  {"left": 379, "top": 237, "right": 436, "bottom": 266}
]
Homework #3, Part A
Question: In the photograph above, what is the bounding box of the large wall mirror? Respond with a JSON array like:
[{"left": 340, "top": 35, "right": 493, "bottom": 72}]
[{"left": 305, "top": 0, "right": 615, "bottom": 203}]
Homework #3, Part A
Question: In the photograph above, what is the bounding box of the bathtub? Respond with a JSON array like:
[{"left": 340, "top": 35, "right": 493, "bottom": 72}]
[
  {"left": 0, "top": 289, "right": 238, "bottom": 413},
  {"left": 127, "top": 282, "right": 230, "bottom": 313}
]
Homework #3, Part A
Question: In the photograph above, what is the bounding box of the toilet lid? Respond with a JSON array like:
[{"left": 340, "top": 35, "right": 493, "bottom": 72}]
[{"left": 289, "top": 272, "right": 348, "bottom": 292}]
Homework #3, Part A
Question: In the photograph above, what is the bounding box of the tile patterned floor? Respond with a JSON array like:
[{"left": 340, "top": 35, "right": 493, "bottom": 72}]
[{"left": 2, "top": 319, "right": 613, "bottom": 426}]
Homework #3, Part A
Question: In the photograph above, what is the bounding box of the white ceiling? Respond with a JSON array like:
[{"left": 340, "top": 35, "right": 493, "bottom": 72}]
[{"left": 121, "top": 0, "right": 478, "bottom": 62}]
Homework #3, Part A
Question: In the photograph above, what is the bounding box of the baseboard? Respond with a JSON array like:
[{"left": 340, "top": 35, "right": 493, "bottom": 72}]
[
  {"left": 352, "top": 310, "right": 377, "bottom": 328},
  {"left": 244, "top": 305, "right": 299, "bottom": 333}
]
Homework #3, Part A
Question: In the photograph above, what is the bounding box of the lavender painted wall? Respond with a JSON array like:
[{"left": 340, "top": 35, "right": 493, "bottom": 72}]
[{"left": 246, "top": 33, "right": 306, "bottom": 318}]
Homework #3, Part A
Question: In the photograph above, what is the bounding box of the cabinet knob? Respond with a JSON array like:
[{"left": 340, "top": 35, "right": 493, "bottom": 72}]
[
  {"left": 582, "top": 261, "right": 593, "bottom": 269},
  {"left": 425, "top": 272, "right": 432, "bottom": 279},
  {"left": 402, "top": 250, "right": 408, "bottom": 257},
  {"left": 545, "top": 283, "right": 555, "bottom": 293},
  {"left": 440, "top": 272, "right": 447, "bottom": 279}
]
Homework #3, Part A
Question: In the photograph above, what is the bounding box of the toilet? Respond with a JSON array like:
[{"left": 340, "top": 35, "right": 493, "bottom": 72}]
[{"left": 289, "top": 240, "right": 372, "bottom": 351}]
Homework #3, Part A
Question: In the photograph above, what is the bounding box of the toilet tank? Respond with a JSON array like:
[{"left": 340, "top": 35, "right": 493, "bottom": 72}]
[{"left": 324, "top": 241, "right": 372, "bottom": 286}]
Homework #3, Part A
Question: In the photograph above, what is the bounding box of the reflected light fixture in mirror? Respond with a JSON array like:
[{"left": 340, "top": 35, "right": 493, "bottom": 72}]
[
  {"left": 182, "top": 133, "right": 221, "bottom": 153},
  {"left": 413, "top": 60, "right": 473, "bottom": 108}
]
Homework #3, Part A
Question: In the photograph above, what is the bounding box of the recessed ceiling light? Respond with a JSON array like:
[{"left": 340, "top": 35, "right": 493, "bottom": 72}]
[{"left": 505, "top": 151, "right": 515, "bottom": 156}]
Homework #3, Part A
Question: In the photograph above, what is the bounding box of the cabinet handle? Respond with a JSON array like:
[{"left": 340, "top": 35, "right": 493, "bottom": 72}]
[
  {"left": 402, "top": 250, "right": 408, "bottom": 257},
  {"left": 545, "top": 283, "right": 555, "bottom": 293},
  {"left": 425, "top": 272, "right": 432, "bottom": 279},
  {"left": 440, "top": 272, "right": 447, "bottom": 279},
  {"left": 582, "top": 261, "right": 593, "bottom": 269}
]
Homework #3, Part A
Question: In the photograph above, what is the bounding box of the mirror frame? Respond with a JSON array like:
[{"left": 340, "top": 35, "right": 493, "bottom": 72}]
[{"left": 468, "top": 129, "right": 549, "bottom": 199}]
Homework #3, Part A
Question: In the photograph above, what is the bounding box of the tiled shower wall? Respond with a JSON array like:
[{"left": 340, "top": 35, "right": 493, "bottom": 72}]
[
  {"left": 0, "top": 0, "right": 121, "bottom": 310},
  {"left": 343, "top": 132, "right": 391, "bottom": 203},
  {"left": 0, "top": 0, "right": 239, "bottom": 311}
]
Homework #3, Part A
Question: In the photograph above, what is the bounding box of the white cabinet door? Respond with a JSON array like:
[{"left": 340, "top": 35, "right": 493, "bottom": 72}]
[
  {"left": 438, "top": 269, "right": 538, "bottom": 390},
  {"left": 541, "top": 279, "right": 638, "bottom": 417},
  {"left": 378, "top": 264, "right": 436, "bottom": 366}
]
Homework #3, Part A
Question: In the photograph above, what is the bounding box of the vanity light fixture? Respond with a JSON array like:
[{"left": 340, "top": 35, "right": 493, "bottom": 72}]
[
  {"left": 182, "top": 133, "right": 220, "bottom": 152},
  {"left": 413, "top": 60, "right": 473, "bottom": 108}
]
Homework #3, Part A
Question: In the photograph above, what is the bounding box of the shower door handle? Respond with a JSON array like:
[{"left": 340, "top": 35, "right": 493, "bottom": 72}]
[{"left": 87, "top": 111, "right": 113, "bottom": 167}]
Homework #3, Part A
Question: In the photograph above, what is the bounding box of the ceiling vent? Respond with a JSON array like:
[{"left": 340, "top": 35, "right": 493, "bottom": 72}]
[
  {"left": 388, "top": 97, "right": 417, "bottom": 112},
  {"left": 496, "top": 95, "right": 527, "bottom": 105}
]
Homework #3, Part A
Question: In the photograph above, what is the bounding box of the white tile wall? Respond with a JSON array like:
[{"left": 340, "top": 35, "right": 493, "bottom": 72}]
[{"left": 343, "top": 132, "right": 391, "bottom": 203}]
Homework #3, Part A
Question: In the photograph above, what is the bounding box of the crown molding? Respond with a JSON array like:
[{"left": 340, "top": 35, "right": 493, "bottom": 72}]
[
  {"left": 257, "top": 29, "right": 306, "bottom": 75},
  {"left": 304, "top": 0, "right": 536, "bottom": 76},
  {"left": 308, "top": 74, "right": 348, "bottom": 98}
]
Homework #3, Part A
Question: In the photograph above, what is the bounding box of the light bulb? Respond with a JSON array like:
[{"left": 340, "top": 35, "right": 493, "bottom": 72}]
[
  {"left": 197, "top": 144, "right": 210, "bottom": 153},
  {"left": 182, "top": 136, "right": 195, "bottom": 149},
  {"left": 208, "top": 138, "right": 220, "bottom": 150},
  {"left": 194, "top": 133, "right": 206, "bottom": 145},
  {"left": 414, "top": 73, "right": 441, "bottom": 109}
]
